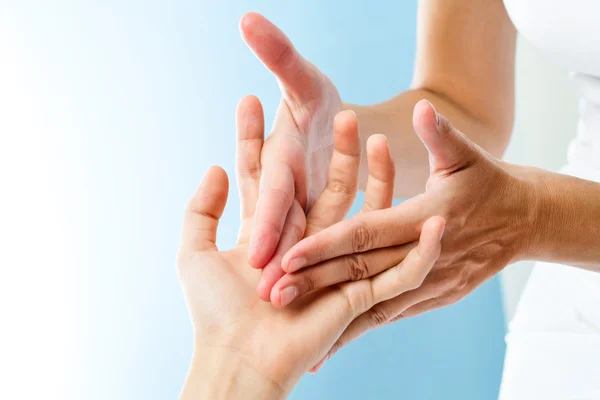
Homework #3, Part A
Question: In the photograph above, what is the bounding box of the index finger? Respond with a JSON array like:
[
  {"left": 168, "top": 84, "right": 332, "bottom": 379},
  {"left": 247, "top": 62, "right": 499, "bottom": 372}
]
[
  {"left": 281, "top": 194, "right": 430, "bottom": 272},
  {"left": 248, "top": 161, "right": 295, "bottom": 269}
]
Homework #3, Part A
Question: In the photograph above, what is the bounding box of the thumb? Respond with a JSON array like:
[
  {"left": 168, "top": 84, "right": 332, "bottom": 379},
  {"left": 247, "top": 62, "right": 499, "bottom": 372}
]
[
  {"left": 180, "top": 166, "right": 229, "bottom": 256},
  {"left": 412, "top": 99, "right": 478, "bottom": 174},
  {"left": 240, "top": 12, "right": 321, "bottom": 102}
]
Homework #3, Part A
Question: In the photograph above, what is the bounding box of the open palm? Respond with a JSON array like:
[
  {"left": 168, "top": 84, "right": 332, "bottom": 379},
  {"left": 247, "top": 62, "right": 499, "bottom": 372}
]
[{"left": 177, "top": 96, "right": 445, "bottom": 390}]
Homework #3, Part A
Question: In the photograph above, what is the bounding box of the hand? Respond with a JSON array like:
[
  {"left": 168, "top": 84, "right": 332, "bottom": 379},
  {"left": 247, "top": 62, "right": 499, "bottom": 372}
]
[
  {"left": 279, "top": 100, "right": 535, "bottom": 370},
  {"left": 239, "top": 12, "right": 342, "bottom": 301},
  {"left": 177, "top": 96, "right": 445, "bottom": 398}
]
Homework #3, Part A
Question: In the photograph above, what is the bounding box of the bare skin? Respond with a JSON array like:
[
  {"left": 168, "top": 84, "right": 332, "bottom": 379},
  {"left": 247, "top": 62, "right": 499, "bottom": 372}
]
[
  {"left": 280, "top": 100, "right": 600, "bottom": 371},
  {"left": 239, "top": 0, "right": 517, "bottom": 299},
  {"left": 239, "top": 1, "right": 600, "bottom": 371},
  {"left": 178, "top": 96, "right": 445, "bottom": 399}
]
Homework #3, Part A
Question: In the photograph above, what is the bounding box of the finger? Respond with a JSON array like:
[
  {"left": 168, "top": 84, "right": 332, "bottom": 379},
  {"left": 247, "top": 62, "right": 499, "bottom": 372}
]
[
  {"left": 362, "top": 134, "right": 395, "bottom": 212},
  {"left": 271, "top": 243, "right": 414, "bottom": 308},
  {"left": 248, "top": 161, "right": 295, "bottom": 269},
  {"left": 399, "top": 277, "right": 481, "bottom": 319},
  {"left": 239, "top": 12, "right": 321, "bottom": 102},
  {"left": 310, "top": 217, "right": 445, "bottom": 367},
  {"left": 313, "top": 287, "right": 436, "bottom": 371},
  {"left": 179, "top": 166, "right": 229, "bottom": 256},
  {"left": 236, "top": 95, "right": 264, "bottom": 244},
  {"left": 275, "top": 132, "right": 395, "bottom": 306},
  {"left": 256, "top": 200, "right": 305, "bottom": 302},
  {"left": 369, "top": 216, "right": 445, "bottom": 303},
  {"left": 306, "top": 110, "right": 360, "bottom": 235},
  {"left": 413, "top": 99, "right": 479, "bottom": 174},
  {"left": 395, "top": 298, "right": 449, "bottom": 319},
  {"left": 269, "top": 100, "right": 309, "bottom": 208},
  {"left": 282, "top": 195, "right": 429, "bottom": 273}
]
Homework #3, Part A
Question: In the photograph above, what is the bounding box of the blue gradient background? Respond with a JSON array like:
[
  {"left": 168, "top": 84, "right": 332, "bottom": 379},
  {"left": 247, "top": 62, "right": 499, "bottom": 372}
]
[{"left": 5, "top": 1, "right": 506, "bottom": 399}]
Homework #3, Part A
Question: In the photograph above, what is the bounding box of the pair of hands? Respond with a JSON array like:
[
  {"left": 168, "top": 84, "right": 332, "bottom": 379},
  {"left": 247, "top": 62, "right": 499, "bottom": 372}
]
[
  {"left": 177, "top": 96, "right": 444, "bottom": 398},
  {"left": 178, "top": 12, "right": 538, "bottom": 396},
  {"left": 237, "top": 12, "right": 534, "bottom": 366}
]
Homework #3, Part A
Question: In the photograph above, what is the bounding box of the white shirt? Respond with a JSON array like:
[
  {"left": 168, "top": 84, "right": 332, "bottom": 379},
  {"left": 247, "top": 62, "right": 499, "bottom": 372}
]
[
  {"left": 504, "top": 0, "right": 600, "bottom": 175},
  {"left": 500, "top": 2, "right": 600, "bottom": 398}
]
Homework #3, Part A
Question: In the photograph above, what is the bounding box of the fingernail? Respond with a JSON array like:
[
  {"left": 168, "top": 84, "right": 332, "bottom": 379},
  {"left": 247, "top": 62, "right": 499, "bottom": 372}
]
[
  {"left": 279, "top": 286, "right": 298, "bottom": 307},
  {"left": 287, "top": 257, "right": 306, "bottom": 272},
  {"left": 439, "top": 221, "right": 446, "bottom": 240}
]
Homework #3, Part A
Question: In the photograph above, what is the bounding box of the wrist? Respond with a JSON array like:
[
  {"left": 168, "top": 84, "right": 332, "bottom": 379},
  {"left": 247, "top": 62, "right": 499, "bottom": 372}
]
[
  {"left": 180, "top": 343, "right": 290, "bottom": 400},
  {"left": 500, "top": 162, "right": 548, "bottom": 262},
  {"left": 507, "top": 163, "right": 568, "bottom": 262}
]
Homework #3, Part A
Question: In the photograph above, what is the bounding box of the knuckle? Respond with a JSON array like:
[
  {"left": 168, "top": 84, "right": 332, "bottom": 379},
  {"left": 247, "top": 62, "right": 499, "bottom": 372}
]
[
  {"left": 351, "top": 221, "right": 375, "bottom": 253},
  {"left": 361, "top": 199, "right": 375, "bottom": 212},
  {"left": 287, "top": 222, "right": 305, "bottom": 241},
  {"left": 302, "top": 273, "right": 316, "bottom": 292},
  {"left": 431, "top": 297, "right": 443, "bottom": 308},
  {"left": 238, "top": 163, "right": 261, "bottom": 180},
  {"left": 337, "top": 281, "right": 373, "bottom": 315},
  {"left": 261, "top": 218, "right": 284, "bottom": 238},
  {"left": 445, "top": 291, "right": 463, "bottom": 306},
  {"left": 264, "top": 186, "right": 294, "bottom": 209},
  {"left": 273, "top": 44, "right": 296, "bottom": 69},
  {"left": 329, "top": 340, "right": 343, "bottom": 357},
  {"left": 389, "top": 312, "right": 405, "bottom": 324},
  {"left": 326, "top": 178, "right": 353, "bottom": 195},
  {"left": 347, "top": 254, "right": 370, "bottom": 282},
  {"left": 367, "top": 306, "right": 390, "bottom": 329}
]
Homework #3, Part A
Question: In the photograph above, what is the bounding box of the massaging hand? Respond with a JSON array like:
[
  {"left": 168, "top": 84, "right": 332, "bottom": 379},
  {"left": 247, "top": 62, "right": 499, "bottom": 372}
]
[
  {"left": 177, "top": 96, "right": 444, "bottom": 398},
  {"left": 275, "top": 100, "right": 536, "bottom": 370},
  {"left": 239, "top": 12, "right": 342, "bottom": 300}
]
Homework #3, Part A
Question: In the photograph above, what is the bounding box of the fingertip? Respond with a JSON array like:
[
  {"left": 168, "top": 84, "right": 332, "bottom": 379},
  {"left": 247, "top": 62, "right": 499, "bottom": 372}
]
[
  {"left": 269, "top": 284, "right": 283, "bottom": 308},
  {"left": 258, "top": 261, "right": 287, "bottom": 302},
  {"left": 434, "top": 216, "right": 446, "bottom": 241},
  {"left": 239, "top": 12, "right": 263, "bottom": 38},
  {"left": 366, "top": 134, "right": 390, "bottom": 158},
  {"left": 334, "top": 110, "right": 358, "bottom": 136},
  {"left": 237, "top": 94, "right": 262, "bottom": 115},
  {"left": 192, "top": 166, "right": 229, "bottom": 209},
  {"left": 248, "top": 235, "right": 271, "bottom": 269},
  {"left": 206, "top": 165, "right": 228, "bottom": 182},
  {"left": 412, "top": 99, "right": 438, "bottom": 134},
  {"left": 257, "top": 277, "right": 273, "bottom": 302},
  {"left": 333, "top": 110, "right": 360, "bottom": 156},
  {"left": 236, "top": 95, "right": 264, "bottom": 141},
  {"left": 413, "top": 98, "right": 436, "bottom": 118},
  {"left": 419, "top": 216, "right": 446, "bottom": 259},
  {"left": 334, "top": 109, "right": 357, "bottom": 126},
  {"left": 423, "top": 215, "right": 446, "bottom": 237},
  {"left": 280, "top": 249, "right": 294, "bottom": 273},
  {"left": 364, "top": 134, "right": 395, "bottom": 187}
]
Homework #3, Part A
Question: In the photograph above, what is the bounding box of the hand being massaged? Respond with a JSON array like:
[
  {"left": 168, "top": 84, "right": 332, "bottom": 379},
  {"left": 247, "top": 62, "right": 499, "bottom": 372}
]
[
  {"left": 239, "top": 12, "right": 566, "bottom": 373},
  {"left": 177, "top": 96, "right": 444, "bottom": 399}
]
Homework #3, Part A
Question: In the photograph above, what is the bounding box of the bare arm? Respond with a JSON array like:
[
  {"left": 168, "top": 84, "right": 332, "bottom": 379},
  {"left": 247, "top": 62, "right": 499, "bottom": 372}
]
[{"left": 348, "top": 0, "right": 517, "bottom": 197}]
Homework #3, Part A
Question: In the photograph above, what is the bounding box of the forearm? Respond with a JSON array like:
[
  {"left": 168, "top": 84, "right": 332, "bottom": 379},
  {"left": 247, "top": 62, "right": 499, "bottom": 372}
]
[
  {"left": 180, "top": 345, "right": 289, "bottom": 400},
  {"left": 524, "top": 167, "right": 600, "bottom": 270},
  {"left": 345, "top": 0, "right": 516, "bottom": 198},
  {"left": 346, "top": 89, "right": 511, "bottom": 197}
]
